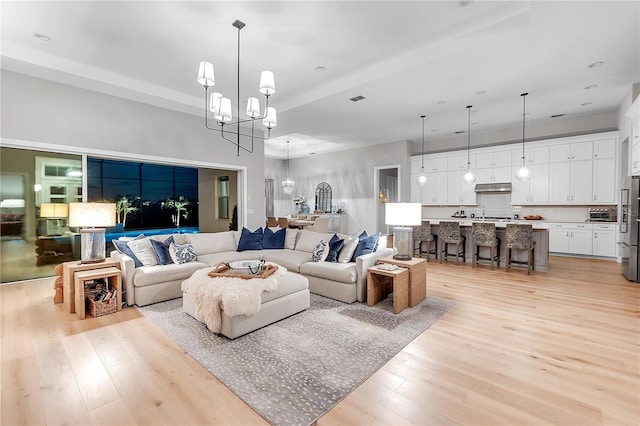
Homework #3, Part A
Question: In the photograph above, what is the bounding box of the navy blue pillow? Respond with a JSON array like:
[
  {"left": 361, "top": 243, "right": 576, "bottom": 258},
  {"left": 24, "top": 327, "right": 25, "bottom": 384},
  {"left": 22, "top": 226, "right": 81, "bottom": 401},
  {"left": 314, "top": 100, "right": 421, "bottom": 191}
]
[
  {"left": 237, "top": 227, "right": 264, "bottom": 251},
  {"left": 262, "top": 227, "right": 286, "bottom": 249},
  {"left": 326, "top": 234, "right": 345, "bottom": 263},
  {"left": 351, "top": 231, "right": 380, "bottom": 261},
  {"left": 150, "top": 236, "right": 174, "bottom": 265},
  {"left": 112, "top": 239, "right": 143, "bottom": 267}
]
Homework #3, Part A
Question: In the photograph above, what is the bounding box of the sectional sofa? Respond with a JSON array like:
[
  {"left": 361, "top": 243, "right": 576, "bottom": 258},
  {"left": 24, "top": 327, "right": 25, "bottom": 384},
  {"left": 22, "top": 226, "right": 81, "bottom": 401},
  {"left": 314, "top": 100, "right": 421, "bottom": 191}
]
[{"left": 110, "top": 227, "right": 392, "bottom": 307}]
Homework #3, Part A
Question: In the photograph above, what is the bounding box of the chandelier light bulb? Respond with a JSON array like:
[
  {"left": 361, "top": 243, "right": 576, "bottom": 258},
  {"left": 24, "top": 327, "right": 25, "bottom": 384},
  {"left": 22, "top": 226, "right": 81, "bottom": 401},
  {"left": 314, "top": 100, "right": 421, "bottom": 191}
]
[
  {"left": 463, "top": 168, "right": 476, "bottom": 184},
  {"left": 259, "top": 71, "right": 276, "bottom": 95},
  {"left": 263, "top": 107, "right": 277, "bottom": 128},
  {"left": 418, "top": 170, "right": 427, "bottom": 186},
  {"left": 215, "top": 97, "right": 233, "bottom": 122},
  {"left": 208, "top": 92, "right": 222, "bottom": 114},
  {"left": 246, "top": 97, "right": 260, "bottom": 118},
  {"left": 517, "top": 164, "right": 532, "bottom": 181}
]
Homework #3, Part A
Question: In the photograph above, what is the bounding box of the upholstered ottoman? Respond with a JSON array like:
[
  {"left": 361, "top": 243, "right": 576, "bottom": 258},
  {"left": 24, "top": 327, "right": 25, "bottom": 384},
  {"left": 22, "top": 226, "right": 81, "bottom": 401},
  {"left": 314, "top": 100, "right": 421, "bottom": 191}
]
[{"left": 182, "top": 270, "right": 310, "bottom": 339}]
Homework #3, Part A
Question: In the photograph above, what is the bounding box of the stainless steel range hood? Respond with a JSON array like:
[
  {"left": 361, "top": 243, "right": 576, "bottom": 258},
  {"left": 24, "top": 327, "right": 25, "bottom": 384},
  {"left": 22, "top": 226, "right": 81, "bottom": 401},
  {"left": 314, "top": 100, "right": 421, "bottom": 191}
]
[{"left": 474, "top": 182, "right": 512, "bottom": 193}]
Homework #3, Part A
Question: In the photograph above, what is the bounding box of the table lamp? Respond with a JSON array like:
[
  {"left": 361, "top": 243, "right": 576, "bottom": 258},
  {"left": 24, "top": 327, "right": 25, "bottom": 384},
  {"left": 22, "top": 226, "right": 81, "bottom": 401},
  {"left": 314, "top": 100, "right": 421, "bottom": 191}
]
[
  {"left": 40, "top": 203, "right": 69, "bottom": 235},
  {"left": 385, "top": 203, "right": 422, "bottom": 260},
  {"left": 68, "top": 202, "right": 116, "bottom": 264}
]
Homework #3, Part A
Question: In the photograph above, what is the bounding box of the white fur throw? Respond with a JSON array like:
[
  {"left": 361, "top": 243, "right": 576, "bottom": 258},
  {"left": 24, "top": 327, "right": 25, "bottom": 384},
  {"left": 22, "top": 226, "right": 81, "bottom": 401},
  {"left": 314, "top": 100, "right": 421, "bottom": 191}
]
[{"left": 182, "top": 262, "right": 286, "bottom": 333}]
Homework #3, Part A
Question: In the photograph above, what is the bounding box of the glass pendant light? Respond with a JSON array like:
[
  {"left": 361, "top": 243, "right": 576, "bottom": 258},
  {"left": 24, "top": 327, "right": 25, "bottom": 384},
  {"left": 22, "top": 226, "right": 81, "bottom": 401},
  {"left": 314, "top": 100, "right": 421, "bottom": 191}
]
[
  {"left": 517, "top": 92, "right": 532, "bottom": 181},
  {"left": 281, "top": 141, "right": 295, "bottom": 195},
  {"left": 463, "top": 105, "right": 476, "bottom": 184},
  {"left": 418, "top": 115, "right": 427, "bottom": 186}
]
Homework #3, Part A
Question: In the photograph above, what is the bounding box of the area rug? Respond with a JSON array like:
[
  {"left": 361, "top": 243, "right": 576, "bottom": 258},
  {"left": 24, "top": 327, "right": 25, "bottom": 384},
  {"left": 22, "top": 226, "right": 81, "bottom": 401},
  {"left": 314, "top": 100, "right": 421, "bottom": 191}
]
[{"left": 137, "top": 293, "right": 454, "bottom": 426}]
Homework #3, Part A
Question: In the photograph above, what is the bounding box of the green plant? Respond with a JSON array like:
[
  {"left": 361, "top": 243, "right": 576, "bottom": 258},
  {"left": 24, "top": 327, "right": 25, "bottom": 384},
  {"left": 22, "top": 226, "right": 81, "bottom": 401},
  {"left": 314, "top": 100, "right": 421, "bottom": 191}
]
[
  {"left": 162, "top": 196, "right": 191, "bottom": 227},
  {"left": 115, "top": 195, "right": 140, "bottom": 228}
]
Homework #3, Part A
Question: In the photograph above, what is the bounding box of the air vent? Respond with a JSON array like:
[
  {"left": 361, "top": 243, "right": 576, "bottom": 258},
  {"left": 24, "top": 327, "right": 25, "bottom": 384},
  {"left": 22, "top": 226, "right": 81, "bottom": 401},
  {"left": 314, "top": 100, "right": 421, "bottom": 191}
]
[
  {"left": 454, "top": 130, "right": 465, "bottom": 134},
  {"left": 551, "top": 113, "right": 565, "bottom": 118},
  {"left": 349, "top": 95, "right": 365, "bottom": 102}
]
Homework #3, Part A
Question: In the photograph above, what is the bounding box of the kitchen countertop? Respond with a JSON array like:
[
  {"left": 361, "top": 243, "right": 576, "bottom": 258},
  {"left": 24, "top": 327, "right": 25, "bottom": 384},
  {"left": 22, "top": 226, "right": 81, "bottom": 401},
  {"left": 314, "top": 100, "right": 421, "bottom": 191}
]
[{"left": 424, "top": 217, "right": 550, "bottom": 229}]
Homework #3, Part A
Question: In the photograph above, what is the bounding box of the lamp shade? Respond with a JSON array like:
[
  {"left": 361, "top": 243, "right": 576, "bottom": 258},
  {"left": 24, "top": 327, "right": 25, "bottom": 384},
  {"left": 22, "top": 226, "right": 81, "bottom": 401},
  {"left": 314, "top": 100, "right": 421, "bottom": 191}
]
[
  {"left": 68, "top": 203, "right": 116, "bottom": 228},
  {"left": 215, "top": 97, "right": 233, "bottom": 122},
  {"left": 385, "top": 203, "right": 422, "bottom": 226},
  {"left": 259, "top": 71, "right": 276, "bottom": 95},
  {"left": 197, "top": 61, "right": 215, "bottom": 87},
  {"left": 246, "top": 97, "right": 261, "bottom": 118},
  {"left": 262, "top": 107, "right": 277, "bottom": 128},
  {"left": 40, "top": 203, "right": 69, "bottom": 218},
  {"left": 208, "top": 91, "right": 222, "bottom": 114}
]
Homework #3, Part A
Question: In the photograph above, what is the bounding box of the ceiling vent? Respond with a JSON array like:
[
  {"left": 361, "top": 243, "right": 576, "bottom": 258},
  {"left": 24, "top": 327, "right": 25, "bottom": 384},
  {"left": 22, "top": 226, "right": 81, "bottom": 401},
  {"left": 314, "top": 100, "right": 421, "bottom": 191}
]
[{"left": 349, "top": 95, "right": 365, "bottom": 102}]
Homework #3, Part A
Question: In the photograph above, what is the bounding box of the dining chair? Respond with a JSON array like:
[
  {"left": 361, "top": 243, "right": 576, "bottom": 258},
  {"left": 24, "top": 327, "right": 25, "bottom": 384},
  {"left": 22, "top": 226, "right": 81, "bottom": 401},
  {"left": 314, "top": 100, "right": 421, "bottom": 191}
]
[
  {"left": 505, "top": 223, "right": 535, "bottom": 274},
  {"left": 439, "top": 221, "right": 466, "bottom": 265},
  {"left": 471, "top": 222, "right": 500, "bottom": 270},
  {"left": 277, "top": 217, "right": 289, "bottom": 228},
  {"left": 266, "top": 216, "right": 277, "bottom": 227},
  {"left": 305, "top": 217, "right": 330, "bottom": 233}
]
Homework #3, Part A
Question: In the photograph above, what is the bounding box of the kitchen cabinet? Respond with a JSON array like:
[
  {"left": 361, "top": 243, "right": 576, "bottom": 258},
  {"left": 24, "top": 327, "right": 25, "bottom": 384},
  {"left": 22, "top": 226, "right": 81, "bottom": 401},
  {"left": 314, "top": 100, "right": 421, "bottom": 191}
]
[
  {"left": 422, "top": 171, "right": 448, "bottom": 205},
  {"left": 511, "top": 163, "right": 549, "bottom": 204},
  {"left": 447, "top": 153, "right": 476, "bottom": 171},
  {"left": 476, "top": 150, "right": 511, "bottom": 183},
  {"left": 548, "top": 158, "right": 593, "bottom": 203},
  {"left": 548, "top": 223, "right": 593, "bottom": 255},
  {"left": 592, "top": 224, "right": 617, "bottom": 257},
  {"left": 447, "top": 170, "right": 476, "bottom": 205},
  {"left": 549, "top": 140, "right": 593, "bottom": 162},
  {"left": 593, "top": 138, "right": 616, "bottom": 159},
  {"left": 626, "top": 98, "right": 640, "bottom": 176},
  {"left": 511, "top": 145, "right": 550, "bottom": 165},
  {"left": 592, "top": 157, "right": 616, "bottom": 203}
]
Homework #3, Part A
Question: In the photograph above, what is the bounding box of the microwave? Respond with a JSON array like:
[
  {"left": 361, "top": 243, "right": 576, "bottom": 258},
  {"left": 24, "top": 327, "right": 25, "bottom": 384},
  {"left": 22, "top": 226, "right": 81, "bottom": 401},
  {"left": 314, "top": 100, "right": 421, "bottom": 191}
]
[{"left": 588, "top": 207, "right": 617, "bottom": 222}]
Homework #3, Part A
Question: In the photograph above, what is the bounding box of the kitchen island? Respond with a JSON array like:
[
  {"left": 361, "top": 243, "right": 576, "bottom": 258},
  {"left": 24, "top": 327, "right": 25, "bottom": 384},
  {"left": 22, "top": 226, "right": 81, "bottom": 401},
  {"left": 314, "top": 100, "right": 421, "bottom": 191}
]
[{"left": 424, "top": 218, "right": 550, "bottom": 272}]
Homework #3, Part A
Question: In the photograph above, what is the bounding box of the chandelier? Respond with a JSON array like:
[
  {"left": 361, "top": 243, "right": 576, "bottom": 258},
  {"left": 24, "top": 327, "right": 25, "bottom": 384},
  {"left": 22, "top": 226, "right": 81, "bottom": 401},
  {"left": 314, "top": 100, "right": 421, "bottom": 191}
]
[
  {"left": 462, "top": 105, "right": 476, "bottom": 184},
  {"left": 418, "top": 115, "right": 427, "bottom": 186},
  {"left": 282, "top": 140, "right": 295, "bottom": 195},
  {"left": 196, "top": 20, "right": 277, "bottom": 156}
]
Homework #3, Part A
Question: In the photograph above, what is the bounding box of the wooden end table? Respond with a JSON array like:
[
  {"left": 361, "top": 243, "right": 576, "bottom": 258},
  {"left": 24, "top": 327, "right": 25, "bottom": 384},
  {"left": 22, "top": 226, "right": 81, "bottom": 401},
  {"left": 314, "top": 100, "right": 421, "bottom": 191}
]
[
  {"left": 367, "top": 265, "right": 409, "bottom": 314},
  {"left": 62, "top": 258, "right": 121, "bottom": 314},
  {"left": 376, "top": 256, "right": 427, "bottom": 307},
  {"left": 74, "top": 267, "right": 122, "bottom": 319}
]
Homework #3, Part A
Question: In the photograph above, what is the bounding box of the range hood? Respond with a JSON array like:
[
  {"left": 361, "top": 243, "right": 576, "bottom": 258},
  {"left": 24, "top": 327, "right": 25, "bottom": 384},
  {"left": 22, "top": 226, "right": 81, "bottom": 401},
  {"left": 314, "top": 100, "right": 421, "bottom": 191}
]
[{"left": 474, "top": 182, "right": 512, "bottom": 193}]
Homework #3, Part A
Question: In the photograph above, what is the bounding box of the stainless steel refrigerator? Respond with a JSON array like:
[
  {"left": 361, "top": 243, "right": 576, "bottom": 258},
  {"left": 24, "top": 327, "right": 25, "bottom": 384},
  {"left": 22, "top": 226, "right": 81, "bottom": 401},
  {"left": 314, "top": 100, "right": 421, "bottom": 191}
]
[{"left": 620, "top": 176, "right": 639, "bottom": 282}]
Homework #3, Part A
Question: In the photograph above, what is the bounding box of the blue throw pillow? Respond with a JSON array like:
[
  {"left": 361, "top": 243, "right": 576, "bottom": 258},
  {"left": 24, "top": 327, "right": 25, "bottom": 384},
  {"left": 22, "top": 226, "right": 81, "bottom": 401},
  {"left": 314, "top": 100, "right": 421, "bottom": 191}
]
[
  {"left": 326, "top": 234, "right": 345, "bottom": 263},
  {"left": 262, "top": 227, "right": 286, "bottom": 249},
  {"left": 150, "top": 236, "right": 174, "bottom": 265},
  {"left": 237, "top": 227, "right": 264, "bottom": 251},
  {"left": 351, "top": 231, "right": 380, "bottom": 261},
  {"left": 112, "top": 238, "right": 143, "bottom": 267}
]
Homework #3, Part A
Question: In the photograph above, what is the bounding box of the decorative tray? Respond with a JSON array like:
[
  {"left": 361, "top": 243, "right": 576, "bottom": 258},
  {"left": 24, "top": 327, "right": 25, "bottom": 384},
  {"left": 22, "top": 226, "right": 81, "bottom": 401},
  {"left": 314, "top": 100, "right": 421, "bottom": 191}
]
[{"left": 524, "top": 215, "right": 543, "bottom": 220}]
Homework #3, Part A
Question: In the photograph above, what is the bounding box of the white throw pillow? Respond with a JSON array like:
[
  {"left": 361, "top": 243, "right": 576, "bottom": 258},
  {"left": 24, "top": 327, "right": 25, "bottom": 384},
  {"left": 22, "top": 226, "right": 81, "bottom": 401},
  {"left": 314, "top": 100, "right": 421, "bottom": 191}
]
[
  {"left": 284, "top": 228, "right": 299, "bottom": 250},
  {"left": 295, "top": 229, "right": 333, "bottom": 253},
  {"left": 126, "top": 238, "right": 158, "bottom": 267},
  {"left": 338, "top": 235, "right": 359, "bottom": 263}
]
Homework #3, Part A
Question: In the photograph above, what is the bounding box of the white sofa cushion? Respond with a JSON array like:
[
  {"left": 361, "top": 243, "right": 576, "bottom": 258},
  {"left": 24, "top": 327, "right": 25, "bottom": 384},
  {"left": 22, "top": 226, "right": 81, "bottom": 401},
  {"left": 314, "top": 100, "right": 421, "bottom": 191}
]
[
  {"left": 133, "top": 261, "right": 208, "bottom": 287},
  {"left": 262, "top": 250, "right": 313, "bottom": 273},
  {"left": 284, "top": 228, "right": 299, "bottom": 250},
  {"left": 299, "top": 261, "right": 357, "bottom": 284},
  {"left": 295, "top": 229, "right": 333, "bottom": 253},
  {"left": 187, "top": 231, "right": 237, "bottom": 256},
  {"left": 127, "top": 237, "right": 158, "bottom": 267},
  {"left": 337, "top": 235, "right": 359, "bottom": 263}
]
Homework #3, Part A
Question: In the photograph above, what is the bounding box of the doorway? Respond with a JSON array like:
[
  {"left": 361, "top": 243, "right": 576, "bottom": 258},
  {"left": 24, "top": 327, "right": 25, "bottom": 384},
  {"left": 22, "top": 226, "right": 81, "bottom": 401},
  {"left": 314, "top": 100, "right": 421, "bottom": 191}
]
[{"left": 373, "top": 165, "right": 400, "bottom": 234}]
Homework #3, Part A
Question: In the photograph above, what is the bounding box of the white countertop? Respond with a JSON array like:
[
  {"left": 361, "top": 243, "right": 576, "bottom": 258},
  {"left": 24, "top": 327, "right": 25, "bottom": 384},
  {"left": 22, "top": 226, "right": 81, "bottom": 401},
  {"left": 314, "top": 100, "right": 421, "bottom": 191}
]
[{"left": 424, "top": 217, "right": 549, "bottom": 229}]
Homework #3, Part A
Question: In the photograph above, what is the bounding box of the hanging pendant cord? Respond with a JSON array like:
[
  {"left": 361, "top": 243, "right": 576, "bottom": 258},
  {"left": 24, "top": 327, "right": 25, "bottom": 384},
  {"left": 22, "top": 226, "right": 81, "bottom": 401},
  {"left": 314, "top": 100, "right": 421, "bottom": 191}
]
[
  {"left": 466, "top": 105, "right": 472, "bottom": 165},
  {"left": 421, "top": 115, "right": 425, "bottom": 169},
  {"left": 521, "top": 92, "right": 528, "bottom": 161}
]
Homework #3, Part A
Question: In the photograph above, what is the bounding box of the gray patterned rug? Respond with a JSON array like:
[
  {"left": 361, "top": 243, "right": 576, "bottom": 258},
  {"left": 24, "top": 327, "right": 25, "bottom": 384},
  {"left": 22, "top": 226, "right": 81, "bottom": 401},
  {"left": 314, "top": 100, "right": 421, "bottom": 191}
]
[{"left": 137, "top": 293, "right": 454, "bottom": 426}]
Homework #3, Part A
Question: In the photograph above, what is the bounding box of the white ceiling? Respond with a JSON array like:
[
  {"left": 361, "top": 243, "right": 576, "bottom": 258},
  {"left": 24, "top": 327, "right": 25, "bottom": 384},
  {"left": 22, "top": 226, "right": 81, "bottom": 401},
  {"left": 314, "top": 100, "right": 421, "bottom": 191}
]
[{"left": 1, "top": 1, "right": 639, "bottom": 159}]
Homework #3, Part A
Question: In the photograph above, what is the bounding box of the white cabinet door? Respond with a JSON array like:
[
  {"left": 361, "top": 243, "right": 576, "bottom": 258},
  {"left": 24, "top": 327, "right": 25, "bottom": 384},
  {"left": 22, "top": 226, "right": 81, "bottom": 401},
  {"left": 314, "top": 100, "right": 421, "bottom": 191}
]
[
  {"left": 570, "top": 141, "right": 594, "bottom": 161},
  {"left": 549, "top": 228, "right": 570, "bottom": 252},
  {"left": 549, "top": 160, "right": 593, "bottom": 203},
  {"left": 593, "top": 158, "right": 616, "bottom": 204},
  {"left": 446, "top": 171, "right": 476, "bottom": 205},
  {"left": 511, "top": 168, "right": 529, "bottom": 204},
  {"left": 569, "top": 228, "right": 593, "bottom": 255},
  {"left": 447, "top": 153, "right": 475, "bottom": 171},
  {"left": 549, "top": 162, "right": 572, "bottom": 202},
  {"left": 593, "top": 138, "right": 616, "bottom": 159},
  {"left": 423, "top": 172, "right": 448, "bottom": 205},
  {"left": 550, "top": 141, "right": 593, "bottom": 162},
  {"left": 411, "top": 174, "right": 424, "bottom": 203},
  {"left": 529, "top": 163, "right": 549, "bottom": 203},
  {"left": 592, "top": 229, "right": 616, "bottom": 257},
  {"left": 571, "top": 160, "right": 593, "bottom": 203},
  {"left": 424, "top": 156, "right": 447, "bottom": 173}
]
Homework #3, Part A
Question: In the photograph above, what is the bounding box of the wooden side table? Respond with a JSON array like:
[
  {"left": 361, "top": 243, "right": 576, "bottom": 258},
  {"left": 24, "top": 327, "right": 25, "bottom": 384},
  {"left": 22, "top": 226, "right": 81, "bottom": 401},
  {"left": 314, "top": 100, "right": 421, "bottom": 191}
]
[
  {"left": 367, "top": 266, "right": 409, "bottom": 314},
  {"left": 74, "top": 267, "right": 122, "bottom": 320},
  {"left": 62, "top": 258, "right": 121, "bottom": 314},
  {"left": 377, "top": 256, "right": 427, "bottom": 307}
]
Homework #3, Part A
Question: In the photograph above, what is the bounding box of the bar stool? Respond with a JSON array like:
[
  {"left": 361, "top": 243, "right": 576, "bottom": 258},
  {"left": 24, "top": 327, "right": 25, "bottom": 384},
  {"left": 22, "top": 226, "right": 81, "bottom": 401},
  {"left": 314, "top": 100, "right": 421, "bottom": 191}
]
[
  {"left": 413, "top": 221, "right": 438, "bottom": 261},
  {"left": 471, "top": 222, "right": 501, "bottom": 270},
  {"left": 505, "top": 223, "right": 535, "bottom": 274},
  {"left": 439, "top": 221, "right": 466, "bottom": 265}
]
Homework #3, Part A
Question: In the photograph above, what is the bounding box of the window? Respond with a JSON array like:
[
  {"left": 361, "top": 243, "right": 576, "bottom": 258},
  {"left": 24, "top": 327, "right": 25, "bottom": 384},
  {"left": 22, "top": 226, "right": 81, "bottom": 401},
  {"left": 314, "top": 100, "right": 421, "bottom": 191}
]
[{"left": 218, "top": 176, "right": 229, "bottom": 219}]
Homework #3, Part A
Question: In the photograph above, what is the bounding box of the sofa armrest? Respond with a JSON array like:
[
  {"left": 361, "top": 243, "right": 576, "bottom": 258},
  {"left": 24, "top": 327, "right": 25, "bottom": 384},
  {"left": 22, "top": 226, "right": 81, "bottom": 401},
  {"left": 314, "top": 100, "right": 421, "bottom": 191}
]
[
  {"left": 354, "top": 247, "right": 394, "bottom": 302},
  {"left": 110, "top": 251, "right": 136, "bottom": 306}
]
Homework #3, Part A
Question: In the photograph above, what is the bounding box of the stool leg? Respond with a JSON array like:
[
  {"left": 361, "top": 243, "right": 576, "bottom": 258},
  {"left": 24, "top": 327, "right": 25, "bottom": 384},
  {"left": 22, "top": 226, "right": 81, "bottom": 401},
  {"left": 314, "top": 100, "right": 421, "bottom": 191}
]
[
  {"left": 490, "top": 246, "right": 495, "bottom": 270},
  {"left": 455, "top": 243, "right": 459, "bottom": 266},
  {"left": 439, "top": 240, "right": 444, "bottom": 264},
  {"left": 506, "top": 247, "right": 511, "bottom": 272},
  {"left": 496, "top": 240, "right": 501, "bottom": 268},
  {"left": 472, "top": 244, "right": 477, "bottom": 268},
  {"left": 527, "top": 248, "right": 533, "bottom": 275}
]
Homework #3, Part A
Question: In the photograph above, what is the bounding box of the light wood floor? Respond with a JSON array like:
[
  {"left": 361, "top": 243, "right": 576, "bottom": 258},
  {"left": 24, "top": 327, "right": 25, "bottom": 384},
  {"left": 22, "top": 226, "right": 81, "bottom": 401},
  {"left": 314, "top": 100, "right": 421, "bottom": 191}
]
[{"left": 1, "top": 256, "right": 638, "bottom": 425}]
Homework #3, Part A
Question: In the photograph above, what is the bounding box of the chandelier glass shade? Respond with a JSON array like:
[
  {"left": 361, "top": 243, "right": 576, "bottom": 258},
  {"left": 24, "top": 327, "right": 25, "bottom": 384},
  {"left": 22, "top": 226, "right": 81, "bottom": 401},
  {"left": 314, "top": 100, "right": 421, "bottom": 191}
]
[
  {"left": 418, "top": 115, "right": 427, "bottom": 186},
  {"left": 282, "top": 141, "right": 295, "bottom": 195},
  {"left": 197, "top": 20, "right": 277, "bottom": 156},
  {"left": 517, "top": 92, "right": 532, "bottom": 181},
  {"left": 463, "top": 105, "right": 476, "bottom": 184}
]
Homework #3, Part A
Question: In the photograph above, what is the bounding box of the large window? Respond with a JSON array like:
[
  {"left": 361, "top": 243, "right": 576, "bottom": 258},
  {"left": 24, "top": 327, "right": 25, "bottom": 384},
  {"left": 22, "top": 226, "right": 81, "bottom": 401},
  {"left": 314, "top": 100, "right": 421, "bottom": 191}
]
[
  {"left": 218, "top": 176, "right": 230, "bottom": 219},
  {"left": 87, "top": 158, "right": 198, "bottom": 230}
]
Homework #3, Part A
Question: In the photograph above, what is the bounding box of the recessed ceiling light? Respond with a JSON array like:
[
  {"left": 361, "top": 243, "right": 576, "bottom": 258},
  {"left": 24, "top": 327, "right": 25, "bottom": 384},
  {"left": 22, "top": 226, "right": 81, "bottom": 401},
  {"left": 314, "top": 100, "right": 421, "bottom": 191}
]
[
  {"left": 584, "top": 84, "right": 597, "bottom": 90},
  {"left": 436, "top": 100, "right": 446, "bottom": 105},
  {"left": 588, "top": 61, "right": 604, "bottom": 68},
  {"left": 309, "top": 152, "right": 316, "bottom": 155},
  {"left": 315, "top": 66, "right": 326, "bottom": 72},
  {"left": 551, "top": 113, "right": 565, "bottom": 118},
  {"left": 581, "top": 102, "right": 592, "bottom": 106},
  {"left": 34, "top": 33, "right": 51, "bottom": 42},
  {"left": 476, "top": 90, "right": 487, "bottom": 95},
  {"left": 349, "top": 95, "right": 365, "bottom": 102},
  {"left": 471, "top": 122, "right": 479, "bottom": 125}
]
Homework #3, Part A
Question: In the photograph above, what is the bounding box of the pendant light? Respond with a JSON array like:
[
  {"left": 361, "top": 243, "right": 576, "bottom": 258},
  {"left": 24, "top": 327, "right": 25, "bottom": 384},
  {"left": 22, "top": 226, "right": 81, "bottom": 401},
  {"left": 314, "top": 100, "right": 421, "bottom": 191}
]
[
  {"left": 516, "top": 92, "right": 532, "bottom": 181},
  {"left": 281, "top": 141, "right": 295, "bottom": 195},
  {"left": 462, "top": 105, "right": 476, "bottom": 184},
  {"left": 418, "top": 115, "right": 427, "bottom": 186}
]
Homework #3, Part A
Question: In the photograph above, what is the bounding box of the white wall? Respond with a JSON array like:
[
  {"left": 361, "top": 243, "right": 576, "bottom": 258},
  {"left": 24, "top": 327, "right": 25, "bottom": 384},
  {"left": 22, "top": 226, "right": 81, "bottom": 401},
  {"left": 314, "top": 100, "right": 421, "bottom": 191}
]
[{"left": 0, "top": 70, "right": 266, "bottom": 230}]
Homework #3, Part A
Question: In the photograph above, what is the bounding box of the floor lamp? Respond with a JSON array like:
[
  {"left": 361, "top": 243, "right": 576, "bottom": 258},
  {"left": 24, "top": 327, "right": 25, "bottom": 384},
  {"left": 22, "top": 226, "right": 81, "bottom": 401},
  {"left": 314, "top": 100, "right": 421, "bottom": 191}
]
[
  {"left": 68, "top": 202, "right": 116, "bottom": 264},
  {"left": 385, "top": 203, "right": 422, "bottom": 260}
]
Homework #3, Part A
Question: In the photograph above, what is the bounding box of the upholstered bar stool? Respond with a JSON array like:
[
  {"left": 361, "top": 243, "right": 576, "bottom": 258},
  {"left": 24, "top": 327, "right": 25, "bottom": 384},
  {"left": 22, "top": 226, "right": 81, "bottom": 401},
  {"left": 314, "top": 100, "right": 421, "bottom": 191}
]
[
  {"left": 439, "top": 221, "right": 466, "bottom": 265},
  {"left": 505, "top": 223, "right": 535, "bottom": 274},
  {"left": 413, "top": 221, "right": 438, "bottom": 261},
  {"left": 471, "top": 222, "right": 500, "bottom": 270}
]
